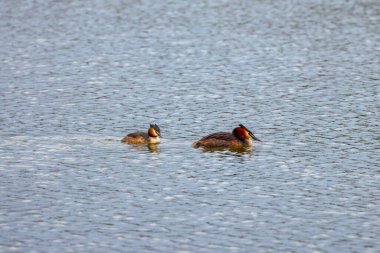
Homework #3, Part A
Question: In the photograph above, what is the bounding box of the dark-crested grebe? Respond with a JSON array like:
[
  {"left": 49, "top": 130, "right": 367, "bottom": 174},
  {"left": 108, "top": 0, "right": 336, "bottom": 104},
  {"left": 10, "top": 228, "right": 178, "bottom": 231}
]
[
  {"left": 121, "top": 124, "right": 161, "bottom": 144},
  {"left": 193, "top": 124, "right": 261, "bottom": 148}
]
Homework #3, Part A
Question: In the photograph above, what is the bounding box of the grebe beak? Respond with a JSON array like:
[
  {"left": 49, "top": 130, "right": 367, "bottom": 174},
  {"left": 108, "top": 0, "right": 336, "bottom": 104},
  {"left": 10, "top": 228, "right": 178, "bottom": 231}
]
[{"left": 249, "top": 132, "right": 261, "bottom": 142}]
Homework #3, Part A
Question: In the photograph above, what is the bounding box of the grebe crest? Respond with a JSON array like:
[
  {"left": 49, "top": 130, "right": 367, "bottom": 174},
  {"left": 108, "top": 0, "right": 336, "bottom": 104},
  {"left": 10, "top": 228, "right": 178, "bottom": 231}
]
[
  {"left": 193, "top": 123, "right": 261, "bottom": 148},
  {"left": 121, "top": 124, "right": 162, "bottom": 144}
]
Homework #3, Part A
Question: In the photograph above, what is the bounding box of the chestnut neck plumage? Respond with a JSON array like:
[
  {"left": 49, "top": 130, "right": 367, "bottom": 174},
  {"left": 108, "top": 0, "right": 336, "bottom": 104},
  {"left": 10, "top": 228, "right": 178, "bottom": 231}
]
[
  {"left": 147, "top": 127, "right": 160, "bottom": 143},
  {"left": 232, "top": 127, "right": 252, "bottom": 146}
]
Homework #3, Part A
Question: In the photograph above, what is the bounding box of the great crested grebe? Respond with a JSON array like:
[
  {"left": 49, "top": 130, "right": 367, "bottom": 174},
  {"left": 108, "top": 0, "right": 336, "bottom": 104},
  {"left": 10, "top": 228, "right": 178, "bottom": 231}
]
[
  {"left": 121, "top": 124, "right": 161, "bottom": 144},
  {"left": 192, "top": 124, "right": 261, "bottom": 148}
]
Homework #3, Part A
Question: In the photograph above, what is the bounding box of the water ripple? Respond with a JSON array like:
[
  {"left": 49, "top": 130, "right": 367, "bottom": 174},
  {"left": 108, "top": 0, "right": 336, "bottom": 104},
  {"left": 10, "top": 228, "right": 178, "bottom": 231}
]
[{"left": 1, "top": 0, "right": 379, "bottom": 252}]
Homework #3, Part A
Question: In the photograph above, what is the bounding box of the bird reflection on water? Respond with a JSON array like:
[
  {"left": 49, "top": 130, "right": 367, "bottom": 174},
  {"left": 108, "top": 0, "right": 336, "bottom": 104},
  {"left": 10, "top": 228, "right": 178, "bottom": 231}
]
[
  {"left": 200, "top": 146, "right": 254, "bottom": 157},
  {"left": 126, "top": 143, "right": 161, "bottom": 153}
]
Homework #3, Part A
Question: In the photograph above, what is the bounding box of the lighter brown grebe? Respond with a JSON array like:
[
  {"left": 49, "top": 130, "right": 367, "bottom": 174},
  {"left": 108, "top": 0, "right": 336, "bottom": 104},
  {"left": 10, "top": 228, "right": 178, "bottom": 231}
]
[
  {"left": 121, "top": 124, "right": 161, "bottom": 144},
  {"left": 193, "top": 124, "right": 261, "bottom": 148}
]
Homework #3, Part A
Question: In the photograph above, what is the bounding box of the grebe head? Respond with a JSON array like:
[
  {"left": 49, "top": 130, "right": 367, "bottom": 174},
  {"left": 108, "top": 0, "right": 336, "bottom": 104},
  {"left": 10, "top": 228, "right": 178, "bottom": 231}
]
[
  {"left": 233, "top": 124, "right": 261, "bottom": 142},
  {"left": 148, "top": 124, "right": 161, "bottom": 137}
]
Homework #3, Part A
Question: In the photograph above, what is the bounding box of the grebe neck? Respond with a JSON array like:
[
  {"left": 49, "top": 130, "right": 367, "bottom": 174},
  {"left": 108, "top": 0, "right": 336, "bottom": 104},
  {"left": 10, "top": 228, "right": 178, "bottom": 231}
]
[
  {"left": 243, "top": 138, "right": 253, "bottom": 146},
  {"left": 148, "top": 136, "right": 160, "bottom": 144}
]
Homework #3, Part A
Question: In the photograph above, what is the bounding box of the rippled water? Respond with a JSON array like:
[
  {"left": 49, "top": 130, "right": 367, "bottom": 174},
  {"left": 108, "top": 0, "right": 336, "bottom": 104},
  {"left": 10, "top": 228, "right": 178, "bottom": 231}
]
[{"left": 1, "top": 0, "right": 379, "bottom": 252}]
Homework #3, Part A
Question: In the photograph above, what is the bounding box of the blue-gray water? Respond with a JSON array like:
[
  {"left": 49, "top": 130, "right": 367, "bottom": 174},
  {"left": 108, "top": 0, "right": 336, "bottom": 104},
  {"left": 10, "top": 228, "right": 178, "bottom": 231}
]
[{"left": 1, "top": 0, "right": 379, "bottom": 252}]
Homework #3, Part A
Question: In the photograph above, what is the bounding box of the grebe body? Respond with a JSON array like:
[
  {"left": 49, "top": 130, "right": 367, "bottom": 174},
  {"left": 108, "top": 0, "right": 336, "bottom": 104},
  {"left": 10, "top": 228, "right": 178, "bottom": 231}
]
[
  {"left": 121, "top": 124, "right": 161, "bottom": 144},
  {"left": 193, "top": 124, "right": 260, "bottom": 148}
]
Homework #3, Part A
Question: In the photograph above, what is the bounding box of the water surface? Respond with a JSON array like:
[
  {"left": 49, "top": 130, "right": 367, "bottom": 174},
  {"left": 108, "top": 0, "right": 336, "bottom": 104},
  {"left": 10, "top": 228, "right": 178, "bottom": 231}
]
[{"left": 0, "top": 0, "right": 379, "bottom": 252}]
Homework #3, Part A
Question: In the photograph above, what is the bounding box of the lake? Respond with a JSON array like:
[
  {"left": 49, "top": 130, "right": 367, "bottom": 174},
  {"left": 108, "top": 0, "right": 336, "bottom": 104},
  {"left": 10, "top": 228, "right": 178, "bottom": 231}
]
[{"left": 0, "top": 0, "right": 379, "bottom": 252}]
